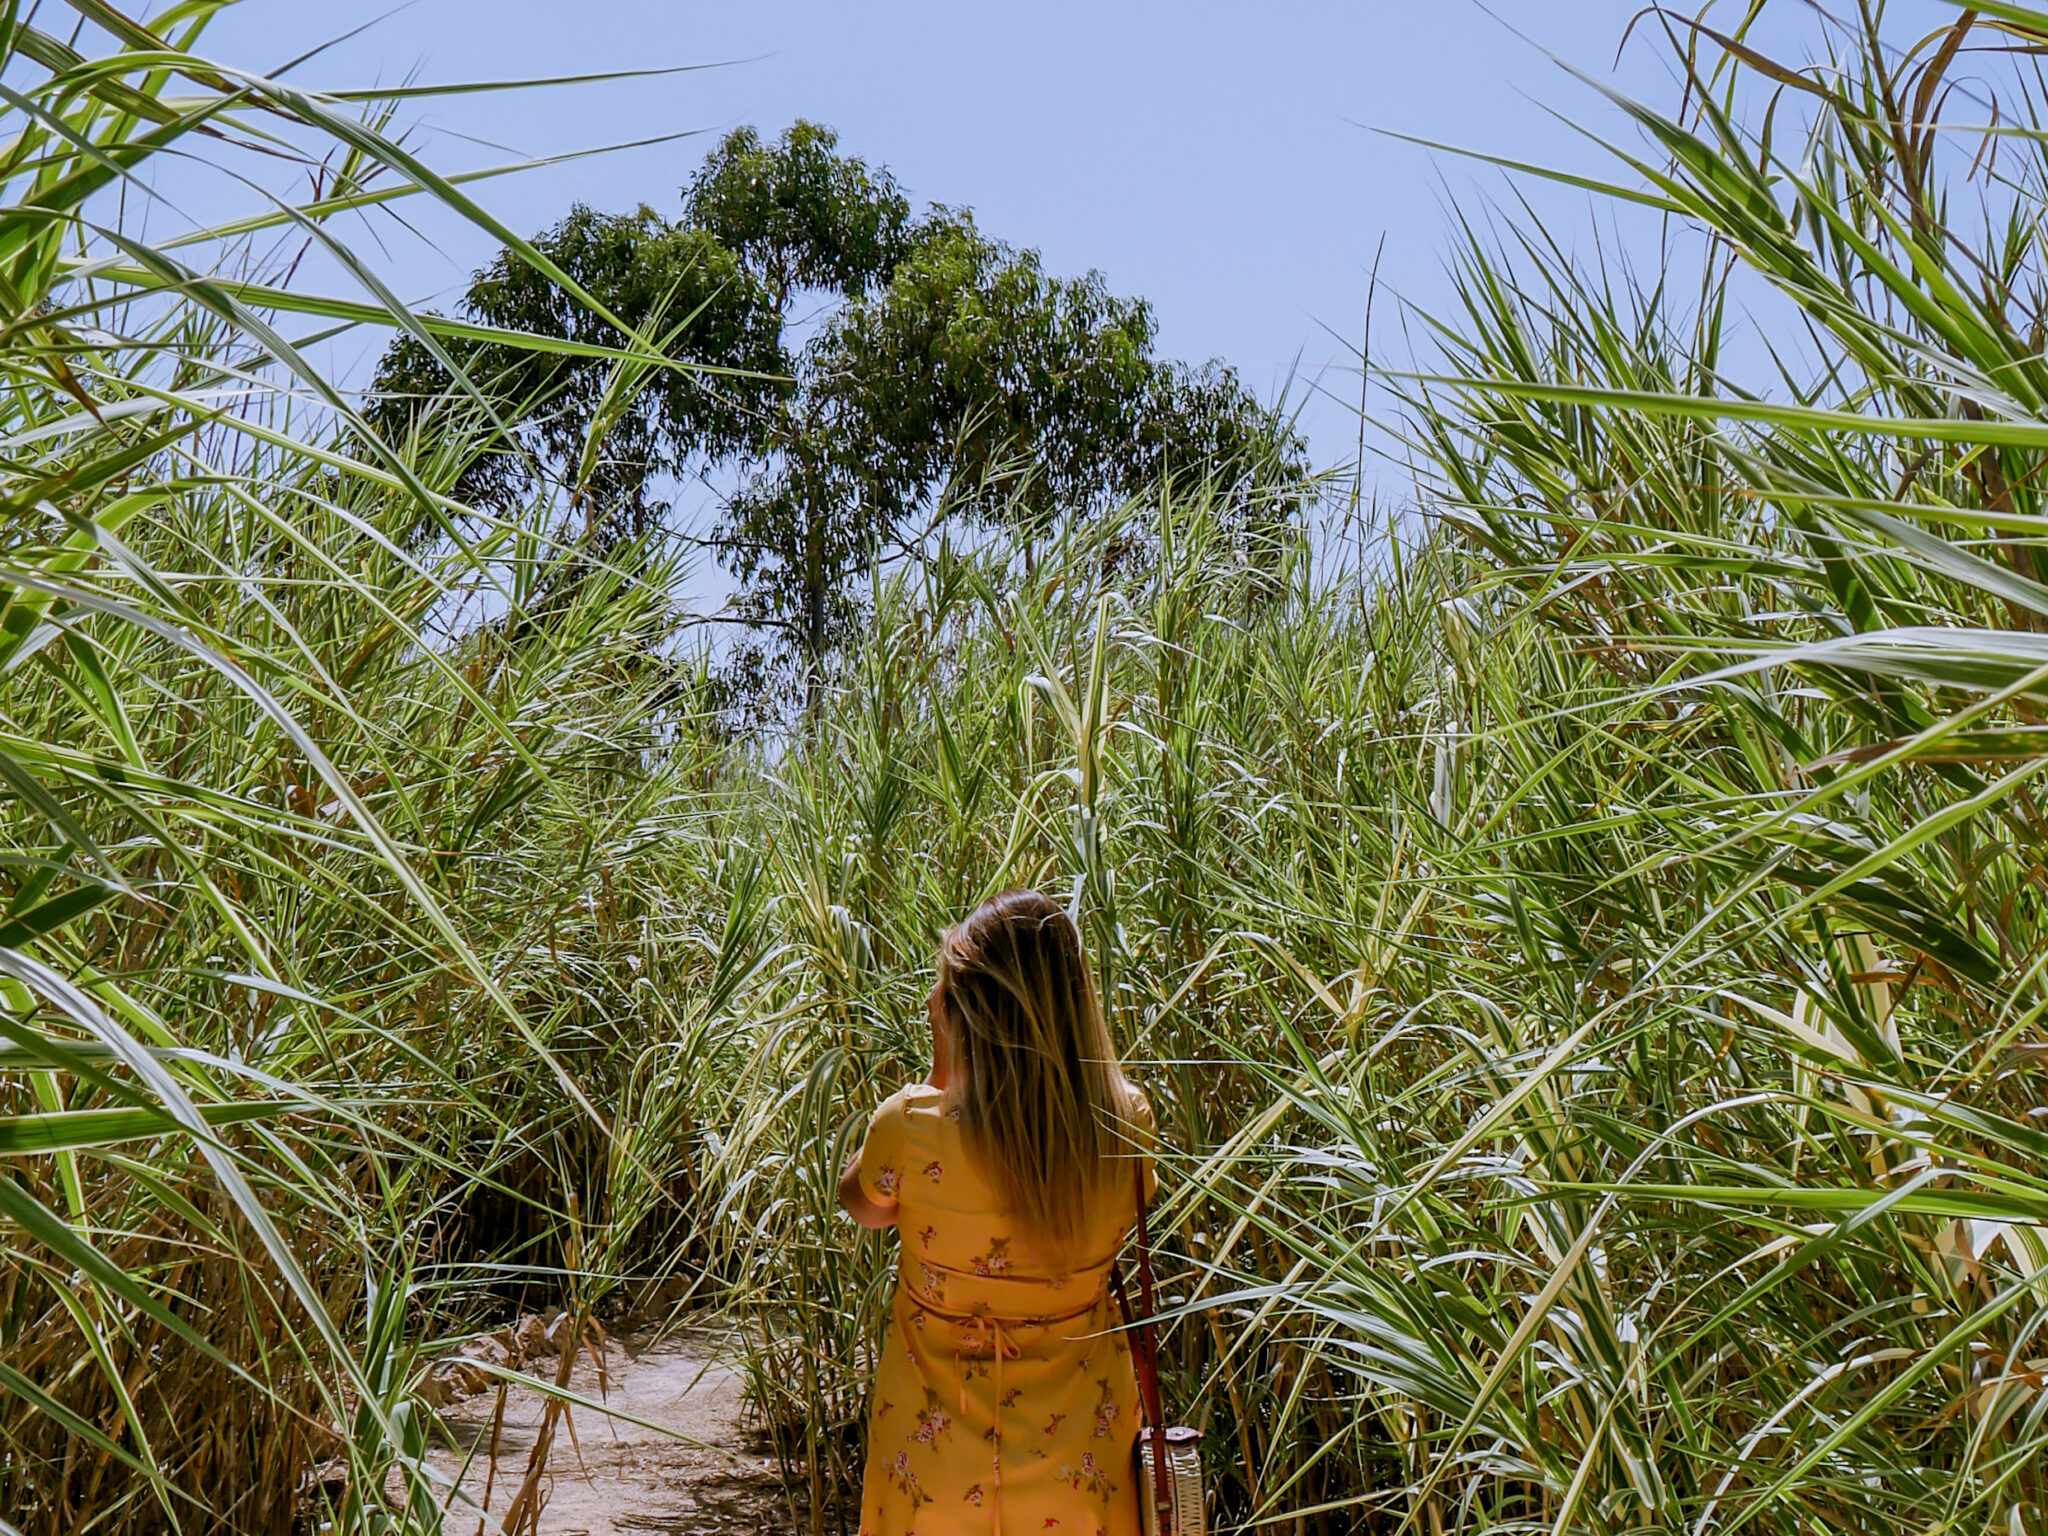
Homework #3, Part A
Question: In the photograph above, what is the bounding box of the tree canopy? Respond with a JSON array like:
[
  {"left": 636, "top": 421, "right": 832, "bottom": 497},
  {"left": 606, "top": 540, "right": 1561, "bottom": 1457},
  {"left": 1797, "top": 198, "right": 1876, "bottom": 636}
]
[{"left": 370, "top": 121, "right": 1311, "bottom": 692}]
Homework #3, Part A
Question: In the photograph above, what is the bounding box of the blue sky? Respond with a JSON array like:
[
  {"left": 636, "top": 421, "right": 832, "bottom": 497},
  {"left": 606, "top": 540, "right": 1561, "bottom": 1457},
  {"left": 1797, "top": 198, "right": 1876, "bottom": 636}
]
[{"left": 194, "top": 0, "right": 1695, "bottom": 476}]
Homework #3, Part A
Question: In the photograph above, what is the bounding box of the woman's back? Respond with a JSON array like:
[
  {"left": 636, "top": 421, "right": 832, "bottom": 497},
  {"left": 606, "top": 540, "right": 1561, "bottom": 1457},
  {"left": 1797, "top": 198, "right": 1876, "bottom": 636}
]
[
  {"left": 840, "top": 890, "right": 1157, "bottom": 1535},
  {"left": 852, "top": 1080, "right": 1155, "bottom": 1536},
  {"left": 859, "top": 1082, "right": 1155, "bottom": 1311}
]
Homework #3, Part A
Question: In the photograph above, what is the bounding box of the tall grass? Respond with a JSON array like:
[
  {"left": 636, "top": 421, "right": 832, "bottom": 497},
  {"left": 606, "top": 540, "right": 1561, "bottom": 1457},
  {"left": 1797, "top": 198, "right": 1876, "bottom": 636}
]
[
  {"left": 0, "top": 6, "right": 714, "bottom": 1530},
  {"left": 688, "top": 7, "right": 2048, "bottom": 1535},
  {"left": 15, "top": 4, "right": 2048, "bottom": 1536}
]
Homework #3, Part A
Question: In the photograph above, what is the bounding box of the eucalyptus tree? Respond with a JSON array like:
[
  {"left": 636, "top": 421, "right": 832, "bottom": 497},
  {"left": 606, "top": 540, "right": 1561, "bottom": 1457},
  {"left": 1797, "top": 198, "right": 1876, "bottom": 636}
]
[{"left": 371, "top": 121, "right": 1309, "bottom": 705}]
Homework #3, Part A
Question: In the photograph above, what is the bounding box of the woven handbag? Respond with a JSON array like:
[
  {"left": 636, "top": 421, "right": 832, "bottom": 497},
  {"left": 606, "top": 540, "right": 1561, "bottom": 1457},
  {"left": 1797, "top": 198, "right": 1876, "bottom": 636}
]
[{"left": 1113, "top": 1160, "right": 1207, "bottom": 1536}]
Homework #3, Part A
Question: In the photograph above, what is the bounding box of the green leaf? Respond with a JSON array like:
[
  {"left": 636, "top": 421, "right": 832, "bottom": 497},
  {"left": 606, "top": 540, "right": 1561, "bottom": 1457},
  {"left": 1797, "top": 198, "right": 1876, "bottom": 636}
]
[
  {"left": 0, "top": 1098, "right": 282, "bottom": 1154},
  {"left": 0, "top": 882, "right": 115, "bottom": 949}
]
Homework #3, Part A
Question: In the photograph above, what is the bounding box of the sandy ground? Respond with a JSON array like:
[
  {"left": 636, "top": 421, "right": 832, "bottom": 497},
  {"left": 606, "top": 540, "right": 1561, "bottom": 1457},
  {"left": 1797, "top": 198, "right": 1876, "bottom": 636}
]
[{"left": 422, "top": 1328, "right": 802, "bottom": 1536}]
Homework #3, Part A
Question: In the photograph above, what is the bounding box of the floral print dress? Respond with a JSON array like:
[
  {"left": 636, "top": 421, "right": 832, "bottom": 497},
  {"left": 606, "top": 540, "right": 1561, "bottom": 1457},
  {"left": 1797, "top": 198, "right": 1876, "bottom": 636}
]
[{"left": 852, "top": 1081, "right": 1157, "bottom": 1536}]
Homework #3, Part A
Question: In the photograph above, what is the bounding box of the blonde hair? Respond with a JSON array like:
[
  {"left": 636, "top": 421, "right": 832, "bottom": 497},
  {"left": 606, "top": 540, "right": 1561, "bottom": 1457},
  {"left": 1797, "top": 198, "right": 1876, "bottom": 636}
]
[{"left": 935, "top": 889, "right": 1139, "bottom": 1260}]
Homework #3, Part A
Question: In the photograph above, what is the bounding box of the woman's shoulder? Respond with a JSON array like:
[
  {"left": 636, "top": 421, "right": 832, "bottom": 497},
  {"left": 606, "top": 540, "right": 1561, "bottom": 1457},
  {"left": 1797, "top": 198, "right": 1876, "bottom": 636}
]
[
  {"left": 872, "top": 1080, "right": 953, "bottom": 1130},
  {"left": 876, "top": 1081, "right": 946, "bottom": 1105},
  {"left": 899, "top": 1081, "right": 952, "bottom": 1118},
  {"left": 1117, "top": 1077, "right": 1156, "bottom": 1135},
  {"left": 1110, "top": 1078, "right": 1160, "bottom": 1206}
]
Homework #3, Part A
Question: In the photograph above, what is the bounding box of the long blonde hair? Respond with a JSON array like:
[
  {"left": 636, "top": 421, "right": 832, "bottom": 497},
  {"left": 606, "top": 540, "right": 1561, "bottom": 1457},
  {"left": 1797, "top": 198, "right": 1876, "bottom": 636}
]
[{"left": 935, "top": 889, "right": 1138, "bottom": 1258}]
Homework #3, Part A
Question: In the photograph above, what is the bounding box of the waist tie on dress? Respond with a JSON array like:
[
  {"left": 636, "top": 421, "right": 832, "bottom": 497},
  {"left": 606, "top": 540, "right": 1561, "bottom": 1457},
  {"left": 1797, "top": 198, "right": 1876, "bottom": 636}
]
[{"left": 900, "top": 1273, "right": 1106, "bottom": 1536}]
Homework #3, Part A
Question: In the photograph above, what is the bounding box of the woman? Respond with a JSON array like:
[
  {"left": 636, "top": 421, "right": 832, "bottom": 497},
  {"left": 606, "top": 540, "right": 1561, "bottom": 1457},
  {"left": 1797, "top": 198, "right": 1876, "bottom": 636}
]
[{"left": 839, "top": 889, "right": 1157, "bottom": 1536}]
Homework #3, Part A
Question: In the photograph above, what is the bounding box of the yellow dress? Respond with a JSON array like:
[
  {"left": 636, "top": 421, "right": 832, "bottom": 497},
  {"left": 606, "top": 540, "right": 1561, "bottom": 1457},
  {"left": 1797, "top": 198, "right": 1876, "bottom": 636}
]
[{"left": 852, "top": 1081, "right": 1158, "bottom": 1536}]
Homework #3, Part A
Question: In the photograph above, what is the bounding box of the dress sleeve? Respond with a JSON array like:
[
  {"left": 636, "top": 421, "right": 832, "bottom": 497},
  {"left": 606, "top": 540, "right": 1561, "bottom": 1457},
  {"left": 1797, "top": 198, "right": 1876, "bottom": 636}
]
[{"left": 854, "top": 1086, "right": 910, "bottom": 1207}]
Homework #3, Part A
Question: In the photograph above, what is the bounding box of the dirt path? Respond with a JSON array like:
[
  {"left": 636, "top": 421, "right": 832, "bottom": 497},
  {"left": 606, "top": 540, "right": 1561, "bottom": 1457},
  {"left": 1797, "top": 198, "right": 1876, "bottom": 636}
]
[{"left": 423, "top": 1328, "right": 800, "bottom": 1536}]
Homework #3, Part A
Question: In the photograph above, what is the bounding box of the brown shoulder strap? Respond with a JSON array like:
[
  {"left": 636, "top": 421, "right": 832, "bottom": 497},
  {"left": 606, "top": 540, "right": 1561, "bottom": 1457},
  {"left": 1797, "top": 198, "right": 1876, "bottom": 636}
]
[{"left": 1111, "top": 1154, "right": 1172, "bottom": 1527}]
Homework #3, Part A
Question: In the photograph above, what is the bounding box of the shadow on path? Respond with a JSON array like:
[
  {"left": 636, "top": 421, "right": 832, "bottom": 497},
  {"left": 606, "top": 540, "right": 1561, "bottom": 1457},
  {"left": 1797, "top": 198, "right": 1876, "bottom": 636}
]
[{"left": 423, "top": 1328, "right": 801, "bottom": 1536}]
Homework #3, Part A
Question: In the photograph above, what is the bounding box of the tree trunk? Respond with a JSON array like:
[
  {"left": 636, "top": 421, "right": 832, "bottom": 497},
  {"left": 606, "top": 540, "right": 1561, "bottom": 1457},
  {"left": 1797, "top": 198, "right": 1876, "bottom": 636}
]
[{"left": 805, "top": 502, "right": 824, "bottom": 719}]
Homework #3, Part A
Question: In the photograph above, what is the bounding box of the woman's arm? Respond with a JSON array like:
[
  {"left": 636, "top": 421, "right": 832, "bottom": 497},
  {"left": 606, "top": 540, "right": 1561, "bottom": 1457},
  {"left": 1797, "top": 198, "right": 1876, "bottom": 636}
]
[
  {"left": 839, "top": 1000, "right": 948, "bottom": 1230},
  {"left": 837, "top": 1148, "right": 897, "bottom": 1229}
]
